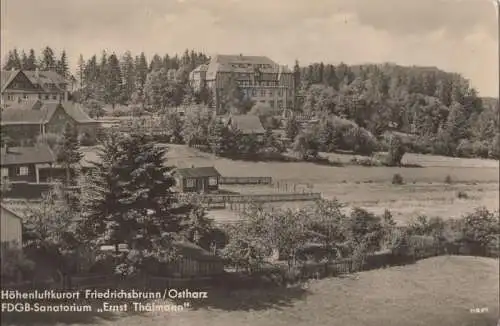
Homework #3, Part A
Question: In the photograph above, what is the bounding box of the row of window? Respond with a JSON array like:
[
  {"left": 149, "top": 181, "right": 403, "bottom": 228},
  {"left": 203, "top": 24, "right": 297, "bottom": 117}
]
[
  {"left": 6, "top": 94, "right": 60, "bottom": 101},
  {"left": 185, "top": 177, "right": 218, "bottom": 188},
  {"left": 238, "top": 80, "right": 279, "bottom": 87},
  {"left": 244, "top": 89, "right": 286, "bottom": 98},
  {"left": 1, "top": 166, "right": 29, "bottom": 177}
]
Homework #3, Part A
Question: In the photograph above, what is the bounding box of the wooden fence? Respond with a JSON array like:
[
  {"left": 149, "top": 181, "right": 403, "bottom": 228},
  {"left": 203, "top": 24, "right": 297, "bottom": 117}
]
[
  {"left": 219, "top": 177, "right": 273, "bottom": 185},
  {"left": 177, "top": 192, "right": 321, "bottom": 206}
]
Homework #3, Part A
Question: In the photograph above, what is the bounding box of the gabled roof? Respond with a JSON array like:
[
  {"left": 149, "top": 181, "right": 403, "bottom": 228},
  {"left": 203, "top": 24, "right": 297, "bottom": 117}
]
[
  {"left": 0, "top": 70, "right": 19, "bottom": 92},
  {"left": 227, "top": 114, "right": 266, "bottom": 135},
  {"left": 1, "top": 70, "right": 67, "bottom": 93},
  {"left": 205, "top": 54, "right": 282, "bottom": 79},
  {"left": 1, "top": 101, "right": 96, "bottom": 125},
  {"left": 23, "top": 70, "right": 67, "bottom": 92},
  {"left": 0, "top": 144, "right": 56, "bottom": 166},
  {"left": 173, "top": 166, "right": 221, "bottom": 178}
]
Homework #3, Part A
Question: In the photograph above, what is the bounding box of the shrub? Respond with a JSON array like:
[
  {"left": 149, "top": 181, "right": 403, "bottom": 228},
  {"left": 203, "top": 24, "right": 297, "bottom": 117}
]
[
  {"left": 36, "top": 133, "right": 61, "bottom": 149},
  {"left": 392, "top": 173, "right": 404, "bottom": 185},
  {"left": 78, "top": 133, "right": 96, "bottom": 146},
  {"left": 456, "top": 191, "right": 469, "bottom": 199},
  {"left": 0, "top": 244, "right": 36, "bottom": 283},
  {"left": 456, "top": 139, "right": 474, "bottom": 158},
  {"left": 385, "top": 134, "right": 406, "bottom": 166},
  {"left": 488, "top": 133, "right": 500, "bottom": 159},
  {"left": 471, "top": 140, "right": 489, "bottom": 158},
  {"left": 444, "top": 175, "right": 453, "bottom": 184}
]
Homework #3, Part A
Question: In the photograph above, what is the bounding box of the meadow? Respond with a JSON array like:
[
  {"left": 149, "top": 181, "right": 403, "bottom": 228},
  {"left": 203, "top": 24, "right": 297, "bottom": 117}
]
[
  {"left": 81, "top": 144, "right": 499, "bottom": 225},
  {"left": 8, "top": 256, "right": 496, "bottom": 326}
]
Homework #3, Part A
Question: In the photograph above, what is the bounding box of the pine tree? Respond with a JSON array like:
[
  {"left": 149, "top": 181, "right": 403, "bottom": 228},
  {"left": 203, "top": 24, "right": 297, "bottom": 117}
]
[
  {"left": 134, "top": 52, "right": 149, "bottom": 100},
  {"left": 77, "top": 54, "right": 85, "bottom": 89},
  {"left": 284, "top": 116, "right": 300, "bottom": 141},
  {"left": 3, "top": 49, "right": 22, "bottom": 70},
  {"left": 107, "top": 53, "right": 123, "bottom": 108},
  {"left": 27, "top": 49, "right": 37, "bottom": 70},
  {"left": 208, "top": 118, "right": 229, "bottom": 155},
  {"left": 56, "top": 123, "right": 83, "bottom": 187},
  {"left": 120, "top": 51, "right": 136, "bottom": 104},
  {"left": 20, "top": 50, "right": 28, "bottom": 69},
  {"left": 79, "top": 131, "right": 191, "bottom": 275},
  {"left": 57, "top": 50, "right": 69, "bottom": 78},
  {"left": 41, "top": 46, "right": 56, "bottom": 71},
  {"left": 149, "top": 54, "right": 163, "bottom": 72}
]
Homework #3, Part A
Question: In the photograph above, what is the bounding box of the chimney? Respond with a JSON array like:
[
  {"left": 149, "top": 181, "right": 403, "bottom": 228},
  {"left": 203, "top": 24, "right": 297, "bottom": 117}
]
[{"left": 35, "top": 67, "right": 40, "bottom": 79}]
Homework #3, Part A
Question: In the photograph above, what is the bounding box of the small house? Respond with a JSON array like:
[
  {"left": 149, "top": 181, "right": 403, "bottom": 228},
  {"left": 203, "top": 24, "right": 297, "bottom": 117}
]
[
  {"left": 1, "top": 144, "right": 56, "bottom": 183},
  {"left": 172, "top": 166, "right": 221, "bottom": 193},
  {"left": 0, "top": 204, "right": 23, "bottom": 246},
  {"left": 226, "top": 114, "right": 266, "bottom": 136}
]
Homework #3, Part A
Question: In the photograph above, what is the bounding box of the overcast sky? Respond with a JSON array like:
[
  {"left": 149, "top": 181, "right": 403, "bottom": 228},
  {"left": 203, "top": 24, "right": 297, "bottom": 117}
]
[{"left": 1, "top": 0, "right": 497, "bottom": 97}]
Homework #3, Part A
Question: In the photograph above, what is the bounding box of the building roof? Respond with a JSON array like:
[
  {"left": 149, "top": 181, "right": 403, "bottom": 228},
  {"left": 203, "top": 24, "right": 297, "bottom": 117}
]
[
  {"left": 1, "top": 101, "right": 96, "bottom": 125},
  {"left": 0, "top": 203, "right": 24, "bottom": 221},
  {"left": 205, "top": 54, "right": 284, "bottom": 79},
  {"left": 0, "top": 70, "right": 18, "bottom": 92},
  {"left": 227, "top": 114, "right": 266, "bottom": 134},
  {"left": 1, "top": 70, "right": 67, "bottom": 93},
  {"left": 173, "top": 166, "right": 221, "bottom": 178},
  {"left": 0, "top": 144, "right": 56, "bottom": 166}
]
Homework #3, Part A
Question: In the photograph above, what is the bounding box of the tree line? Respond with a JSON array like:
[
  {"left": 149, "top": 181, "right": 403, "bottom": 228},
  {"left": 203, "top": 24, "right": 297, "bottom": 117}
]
[
  {"left": 3, "top": 46, "right": 70, "bottom": 78},
  {"left": 293, "top": 61, "right": 499, "bottom": 159}
]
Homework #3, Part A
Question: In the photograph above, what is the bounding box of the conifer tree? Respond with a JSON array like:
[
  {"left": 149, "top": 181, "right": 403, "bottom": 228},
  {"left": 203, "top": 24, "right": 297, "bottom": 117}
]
[{"left": 56, "top": 123, "right": 83, "bottom": 188}]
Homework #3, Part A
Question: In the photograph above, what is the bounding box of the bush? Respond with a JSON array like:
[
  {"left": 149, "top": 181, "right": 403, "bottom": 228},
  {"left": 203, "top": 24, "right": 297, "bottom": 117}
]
[
  {"left": 78, "top": 133, "right": 96, "bottom": 146},
  {"left": 456, "top": 191, "right": 469, "bottom": 199},
  {"left": 392, "top": 173, "right": 404, "bottom": 185},
  {"left": 1, "top": 244, "right": 36, "bottom": 283},
  {"left": 456, "top": 139, "right": 474, "bottom": 158},
  {"left": 385, "top": 134, "right": 406, "bottom": 166},
  {"left": 444, "top": 175, "right": 453, "bottom": 184},
  {"left": 471, "top": 140, "right": 489, "bottom": 158},
  {"left": 36, "top": 133, "right": 61, "bottom": 149}
]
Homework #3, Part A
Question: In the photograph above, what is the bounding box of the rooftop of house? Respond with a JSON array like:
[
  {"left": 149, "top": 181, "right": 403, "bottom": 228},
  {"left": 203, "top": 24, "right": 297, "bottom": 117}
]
[
  {"left": 173, "top": 166, "right": 221, "bottom": 178},
  {"left": 0, "top": 203, "right": 24, "bottom": 221},
  {"left": 203, "top": 54, "right": 291, "bottom": 79},
  {"left": 1, "top": 70, "right": 67, "bottom": 93},
  {"left": 226, "top": 114, "right": 266, "bottom": 135},
  {"left": 0, "top": 144, "right": 56, "bottom": 166},
  {"left": 1, "top": 100, "right": 96, "bottom": 125}
]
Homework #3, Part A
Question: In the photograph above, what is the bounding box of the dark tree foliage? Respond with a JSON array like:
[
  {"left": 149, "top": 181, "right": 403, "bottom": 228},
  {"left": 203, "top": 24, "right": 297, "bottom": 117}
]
[{"left": 79, "top": 131, "right": 192, "bottom": 275}]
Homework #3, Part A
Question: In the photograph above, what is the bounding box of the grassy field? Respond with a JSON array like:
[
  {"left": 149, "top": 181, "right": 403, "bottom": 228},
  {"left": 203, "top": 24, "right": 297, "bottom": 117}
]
[
  {"left": 5, "top": 256, "right": 497, "bottom": 326},
  {"left": 81, "top": 144, "right": 499, "bottom": 225}
]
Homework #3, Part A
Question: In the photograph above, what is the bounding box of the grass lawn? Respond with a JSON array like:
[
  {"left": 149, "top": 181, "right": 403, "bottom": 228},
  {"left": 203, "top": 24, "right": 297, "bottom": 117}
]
[
  {"left": 5, "top": 256, "right": 497, "bottom": 326},
  {"left": 81, "top": 144, "right": 499, "bottom": 224}
]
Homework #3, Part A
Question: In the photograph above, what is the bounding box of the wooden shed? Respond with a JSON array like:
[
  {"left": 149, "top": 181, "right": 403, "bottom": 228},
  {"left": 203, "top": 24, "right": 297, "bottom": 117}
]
[{"left": 173, "top": 166, "right": 221, "bottom": 193}]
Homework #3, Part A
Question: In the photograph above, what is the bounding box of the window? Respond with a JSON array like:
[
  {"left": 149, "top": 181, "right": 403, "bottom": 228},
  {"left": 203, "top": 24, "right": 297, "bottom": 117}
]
[
  {"left": 278, "top": 89, "right": 283, "bottom": 97},
  {"left": 1, "top": 168, "right": 8, "bottom": 178},
  {"left": 260, "top": 90, "right": 266, "bottom": 97},
  {"left": 7, "top": 95, "right": 13, "bottom": 101},
  {"left": 269, "top": 101, "right": 275, "bottom": 108},
  {"left": 17, "top": 166, "right": 29, "bottom": 176},
  {"left": 38, "top": 94, "right": 42, "bottom": 99},
  {"left": 277, "top": 100, "right": 283, "bottom": 108},
  {"left": 252, "top": 89, "right": 257, "bottom": 96},
  {"left": 268, "top": 90, "right": 274, "bottom": 97},
  {"left": 23, "top": 95, "right": 28, "bottom": 99},
  {"left": 52, "top": 94, "right": 57, "bottom": 100},
  {"left": 208, "top": 177, "right": 218, "bottom": 186},
  {"left": 45, "top": 95, "right": 50, "bottom": 100},
  {"left": 186, "top": 178, "right": 195, "bottom": 188}
]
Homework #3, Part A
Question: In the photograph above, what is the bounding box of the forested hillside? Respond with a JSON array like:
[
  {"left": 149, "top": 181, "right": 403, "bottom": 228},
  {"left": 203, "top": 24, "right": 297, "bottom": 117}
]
[{"left": 294, "top": 61, "right": 499, "bottom": 159}]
